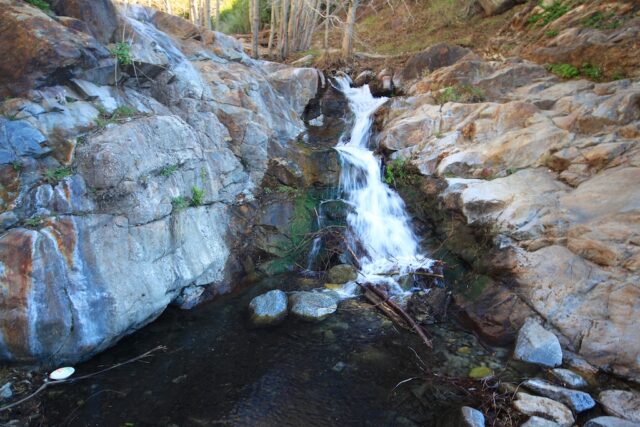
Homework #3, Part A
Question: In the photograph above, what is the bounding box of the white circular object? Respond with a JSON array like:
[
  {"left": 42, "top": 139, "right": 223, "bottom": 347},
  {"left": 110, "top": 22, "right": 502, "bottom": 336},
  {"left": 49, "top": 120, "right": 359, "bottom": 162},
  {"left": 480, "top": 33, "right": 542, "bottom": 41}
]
[{"left": 49, "top": 367, "right": 75, "bottom": 381}]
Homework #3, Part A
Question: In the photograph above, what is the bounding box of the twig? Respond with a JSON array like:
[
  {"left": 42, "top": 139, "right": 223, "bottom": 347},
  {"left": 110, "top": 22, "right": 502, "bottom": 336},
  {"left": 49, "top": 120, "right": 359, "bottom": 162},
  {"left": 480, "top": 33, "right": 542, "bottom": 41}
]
[{"left": 0, "top": 345, "right": 166, "bottom": 412}]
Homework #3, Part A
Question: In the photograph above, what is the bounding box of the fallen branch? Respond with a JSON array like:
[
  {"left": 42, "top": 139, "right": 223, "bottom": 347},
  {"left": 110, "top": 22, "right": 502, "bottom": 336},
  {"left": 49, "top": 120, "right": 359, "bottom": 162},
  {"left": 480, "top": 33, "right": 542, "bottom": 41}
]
[
  {"left": 360, "top": 283, "right": 432, "bottom": 349},
  {"left": 0, "top": 345, "right": 166, "bottom": 412}
]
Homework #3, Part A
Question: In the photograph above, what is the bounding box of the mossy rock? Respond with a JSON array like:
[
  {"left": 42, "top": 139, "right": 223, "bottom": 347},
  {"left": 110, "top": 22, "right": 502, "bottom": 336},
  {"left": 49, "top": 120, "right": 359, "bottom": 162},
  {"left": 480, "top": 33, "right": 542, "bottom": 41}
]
[{"left": 327, "top": 264, "right": 358, "bottom": 284}]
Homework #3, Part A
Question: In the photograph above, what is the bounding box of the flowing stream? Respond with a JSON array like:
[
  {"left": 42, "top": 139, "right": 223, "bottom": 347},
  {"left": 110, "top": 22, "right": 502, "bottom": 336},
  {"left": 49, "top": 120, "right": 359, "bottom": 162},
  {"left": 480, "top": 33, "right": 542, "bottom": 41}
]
[{"left": 332, "top": 77, "right": 432, "bottom": 292}]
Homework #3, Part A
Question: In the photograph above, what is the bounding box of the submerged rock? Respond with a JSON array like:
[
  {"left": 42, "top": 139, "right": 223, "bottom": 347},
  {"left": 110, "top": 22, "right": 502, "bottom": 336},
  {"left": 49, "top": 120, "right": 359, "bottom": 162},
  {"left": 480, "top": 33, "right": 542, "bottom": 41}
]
[
  {"left": 523, "top": 378, "right": 595, "bottom": 413},
  {"left": 514, "top": 318, "right": 562, "bottom": 368},
  {"left": 584, "top": 416, "right": 640, "bottom": 427},
  {"left": 289, "top": 292, "right": 338, "bottom": 322},
  {"left": 0, "top": 382, "right": 12, "bottom": 400},
  {"left": 327, "top": 264, "right": 358, "bottom": 284},
  {"left": 599, "top": 390, "right": 640, "bottom": 423},
  {"left": 550, "top": 368, "right": 588, "bottom": 389},
  {"left": 513, "top": 392, "right": 574, "bottom": 427},
  {"left": 460, "top": 406, "right": 485, "bottom": 427},
  {"left": 248, "top": 290, "right": 288, "bottom": 327}
]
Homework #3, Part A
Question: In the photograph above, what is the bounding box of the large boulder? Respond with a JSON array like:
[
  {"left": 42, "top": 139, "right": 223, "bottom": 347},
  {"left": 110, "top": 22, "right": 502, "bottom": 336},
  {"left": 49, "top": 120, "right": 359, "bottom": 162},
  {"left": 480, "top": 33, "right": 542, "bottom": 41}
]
[
  {"left": 585, "top": 417, "right": 640, "bottom": 427},
  {"left": 327, "top": 264, "right": 358, "bottom": 284},
  {"left": 398, "top": 43, "right": 478, "bottom": 86},
  {"left": 50, "top": 0, "right": 119, "bottom": 44},
  {"left": 478, "top": 0, "right": 524, "bottom": 16},
  {"left": 599, "top": 390, "right": 640, "bottom": 423},
  {"left": 0, "top": 0, "right": 111, "bottom": 97},
  {"left": 289, "top": 292, "right": 338, "bottom": 322},
  {"left": 248, "top": 290, "right": 288, "bottom": 327}
]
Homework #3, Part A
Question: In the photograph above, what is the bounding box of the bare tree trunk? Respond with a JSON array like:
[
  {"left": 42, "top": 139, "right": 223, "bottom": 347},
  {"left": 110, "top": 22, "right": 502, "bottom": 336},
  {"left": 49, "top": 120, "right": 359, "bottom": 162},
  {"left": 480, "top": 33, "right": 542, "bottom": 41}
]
[
  {"left": 324, "top": 0, "right": 330, "bottom": 54},
  {"left": 279, "top": 0, "right": 290, "bottom": 59},
  {"left": 204, "top": 0, "right": 212, "bottom": 29},
  {"left": 251, "top": 0, "right": 260, "bottom": 58},
  {"left": 216, "top": 0, "right": 220, "bottom": 29},
  {"left": 190, "top": 0, "right": 198, "bottom": 24},
  {"left": 341, "top": 0, "right": 358, "bottom": 58},
  {"left": 164, "top": 0, "right": 173, "bottom": 14},
  {"left": 268, "top": 0, "right": 277, "bottom": 57}
]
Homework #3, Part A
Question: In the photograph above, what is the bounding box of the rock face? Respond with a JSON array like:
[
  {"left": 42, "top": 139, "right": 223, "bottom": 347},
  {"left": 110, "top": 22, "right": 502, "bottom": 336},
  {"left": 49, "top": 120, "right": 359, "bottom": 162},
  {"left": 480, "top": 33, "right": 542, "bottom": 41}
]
[
  {"left": 521, "top": 416, "right": 561, "bottom": 427},
  {"left": 523, "top": 378, "right": 595, "bottom": 413},
  {"left": 398, "top": 43, "right": 478, "bottom": 86},
  {"left": 0, "top": 1, "right": 320, "bottom": 364},
  {"left": 514, "top": 319, "right": 562, "bottom": 368},
  {"left": 599, "top": 390, "right": 640, "bottom": 423},
  {"left": 477, "top": 0, "right": 524, "bottom": 16},
  {"left": 248, "top": 290, "right": 288, "bottom": 327},
  {"left": 327, "top": 264, "right": 358, "bottom": 284},
  {"left": 289, "top": 292, "right": 338, "bottom": 322},
  {"left": 378, "top": 49, "right": 640, "bottom": 381},
  {"left": 513, "top": 392, "right": 574, "bottom": 427}
]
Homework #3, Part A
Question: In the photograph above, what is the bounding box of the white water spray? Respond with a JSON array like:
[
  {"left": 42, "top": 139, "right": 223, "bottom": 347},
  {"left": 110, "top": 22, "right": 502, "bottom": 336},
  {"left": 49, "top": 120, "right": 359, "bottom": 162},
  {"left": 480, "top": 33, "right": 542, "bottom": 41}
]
[{"left": 333, "top": 77, "right": 433, "bottom": 293}]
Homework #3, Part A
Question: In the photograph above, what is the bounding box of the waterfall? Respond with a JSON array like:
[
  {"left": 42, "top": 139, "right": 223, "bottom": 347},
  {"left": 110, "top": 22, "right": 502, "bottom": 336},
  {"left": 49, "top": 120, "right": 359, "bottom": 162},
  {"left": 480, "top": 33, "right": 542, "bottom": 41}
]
[{"left": 333, "top": 77, "right": 433, "bottom": 293}]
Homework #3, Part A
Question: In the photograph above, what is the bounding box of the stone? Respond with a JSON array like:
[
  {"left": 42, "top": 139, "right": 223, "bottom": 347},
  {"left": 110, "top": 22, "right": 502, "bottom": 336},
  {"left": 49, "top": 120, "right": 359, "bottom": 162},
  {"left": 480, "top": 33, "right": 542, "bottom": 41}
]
[
  {"left": 514, "top": 318, "right": 562, "bottom": 368},
  {"left": 521, "top": 417, "right": 560, "bottom": 427},
  {"left": 49, "top": 0, "right": 120, "bottom": 44},
  {"left": 248, "top": 290, "right": 288, "bottom": 327},
  {"left": 584, "top": 416, "right": 640, "bottom": 427},
  {"left": 0, "top": 0, "right": 110, "bottom": 97},
  {"left": 0, "top": 382, "right": 12, "bottom": 400},
  {"left": 289, "top": 292, "right": 338, "bottom": 322},
  {"left": 460, "top": 406, "right": 485, "bottom": 427},
  {"left": 327, "top": 264, "right": 358, "bottom": 284},
  {"left": 478, "top": 0, "right": 523, "bottom": 16},
  {"left": 599, "top": 390, "right": 640, "bottom": 423},
  {"left": 0, "top": 119, "right": 51, "bottom": 161},
  {"left": 399, "top": 43, "right": 477, "bottom": 83},
  {"left": 523, "top": 378, "right": 595, "bottom": 413},
  {"left": 512, "top": 392, "right": 574, "bottom": 427},
  {"left": 550, "top": 368, "right": 588, "bottom": 388}
]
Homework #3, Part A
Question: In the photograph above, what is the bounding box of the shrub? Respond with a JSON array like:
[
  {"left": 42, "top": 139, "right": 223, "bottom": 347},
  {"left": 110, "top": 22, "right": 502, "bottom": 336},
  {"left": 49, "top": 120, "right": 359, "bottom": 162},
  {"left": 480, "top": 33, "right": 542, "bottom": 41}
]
[
  {"left": 434, "top": 86, "right": 460, "bottom": 105},
  {"left": 545, "top": 29, "right": 559, "bottom": 37},
  {"left": 160, "top": 165, "right": 179, "bottom": 177},
  {"left": 527, "top": 1, "right": 569, "bottom": 27},
  {"left": 171, "top": 196, "right": 189, "bottom": 211},
  {"left": 45, "top": 167, "right": 72, "bottom": 184},
  {"left": 580, "top": 63, "right": 602, "bottom": 80},
  {"left": 112, "top": 105, "right": 136, "bottom": 118},
  {"left": 384, "top": 159, "right": 408, "bottom": 186},
  {"left": 26, "top": 0, "right": 50, "bottom": 11},
  {"left": 191, "top": 186, "right": 204, "bottom": 206},
  {"left": 110, "top": 42, "right": 133, "bottom": 66},
  {"left": 546, "top": 63, "right": 579, "bottom": 79}
]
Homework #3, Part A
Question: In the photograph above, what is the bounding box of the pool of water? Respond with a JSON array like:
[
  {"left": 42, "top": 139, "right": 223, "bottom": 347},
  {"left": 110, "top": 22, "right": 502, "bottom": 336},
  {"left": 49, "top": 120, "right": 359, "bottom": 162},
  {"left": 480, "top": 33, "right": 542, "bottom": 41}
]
[{"left": 38, "top": 275, "right": 533, "bottom": 426}]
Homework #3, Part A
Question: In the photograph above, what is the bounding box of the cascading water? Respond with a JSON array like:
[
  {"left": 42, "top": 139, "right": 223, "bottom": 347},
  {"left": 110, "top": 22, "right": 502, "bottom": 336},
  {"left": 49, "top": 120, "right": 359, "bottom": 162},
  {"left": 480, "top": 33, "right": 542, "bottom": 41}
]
[{"left": 332, "top": 76, "right": 433, "bottom": 293}]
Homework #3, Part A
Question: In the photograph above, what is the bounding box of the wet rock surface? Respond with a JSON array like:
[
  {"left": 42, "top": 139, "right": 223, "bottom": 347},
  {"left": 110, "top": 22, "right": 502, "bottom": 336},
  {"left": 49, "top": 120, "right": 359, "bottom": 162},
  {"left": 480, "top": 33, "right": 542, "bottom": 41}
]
[
  {"left": 460, "top": 406, "right": 485, "bottom": 427},
  {"left": 585, "top": 416, "right": 640, "bottom": 427},
  {"left": 327, "top": 264, "right": 358, "bottom": 284},
  {"left": 550, "top": 368, "right": 588, "bottom": 388}
]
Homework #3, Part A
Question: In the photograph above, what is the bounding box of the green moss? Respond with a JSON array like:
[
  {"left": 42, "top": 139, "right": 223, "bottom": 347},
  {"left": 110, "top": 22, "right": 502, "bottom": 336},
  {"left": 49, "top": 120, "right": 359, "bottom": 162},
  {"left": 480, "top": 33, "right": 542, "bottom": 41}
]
[
  {"left": 527, "top": 1, "right": 569, "bottom": 27},
  {"left": 464, "top": 274, "right": 492, "bottom": 300},
  {"left": 546, "top": 63, "right": 579, "bottom": 79},
  {"left": 25, "top": 0, "right": 50, "bottom": 11},
  {"left": 45, "top": 167, "right": 72, "bottom": 184}
]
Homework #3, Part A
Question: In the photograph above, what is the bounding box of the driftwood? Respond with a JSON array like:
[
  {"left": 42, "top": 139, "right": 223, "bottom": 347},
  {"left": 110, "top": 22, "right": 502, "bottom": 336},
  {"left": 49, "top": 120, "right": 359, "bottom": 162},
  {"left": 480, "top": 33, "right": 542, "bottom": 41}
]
[{"left": 359, "top": 283, "right": 433, "bottom": 349}]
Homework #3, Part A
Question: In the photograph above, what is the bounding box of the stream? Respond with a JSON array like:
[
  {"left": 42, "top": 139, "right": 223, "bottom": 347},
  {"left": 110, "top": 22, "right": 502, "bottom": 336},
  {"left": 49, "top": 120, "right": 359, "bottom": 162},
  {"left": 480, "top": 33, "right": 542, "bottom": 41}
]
[{"left": 35, "top": 79, "right": 603, "bottom": 426}]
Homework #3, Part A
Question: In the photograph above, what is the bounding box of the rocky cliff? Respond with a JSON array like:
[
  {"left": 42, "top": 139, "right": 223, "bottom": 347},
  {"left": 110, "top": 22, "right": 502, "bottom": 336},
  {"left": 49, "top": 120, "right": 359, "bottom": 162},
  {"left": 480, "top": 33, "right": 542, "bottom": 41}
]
[
  {"left": 377, "top": 47, "right": 640, "bottom": 381},
  {"left": 0, "top": 0, "right": 321, "bottom": 364}
]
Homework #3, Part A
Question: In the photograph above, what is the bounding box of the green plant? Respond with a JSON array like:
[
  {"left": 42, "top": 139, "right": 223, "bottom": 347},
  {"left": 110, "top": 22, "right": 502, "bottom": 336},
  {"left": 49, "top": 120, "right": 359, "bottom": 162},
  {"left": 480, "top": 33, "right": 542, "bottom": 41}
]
[
  {"left": 160, "top": 165, "right": 179, "bottom": 177},
  {"left": 219, "top": 0, "right": 271, "bottom": 34},
  {"left": 110, "top": 42, "right": 133, "bottom": 66},
  {"left": 527, "top": 1, "right": 569, "bottom": 27},
  {"left": 275, "top": 185, "right": 299, "bottom": 196},
  {"left": 612, "top": 70, "right": 627, "bottom": 81},
  {"left": 580, "top": 63, "right": 602, "bottom": 80},
  {"left": 112, "top": 105, "right": 136, "bottom": 118},
  {"left": 191, "top": 186, "right": 204, "bottom": 206},
  {"left": 435, "top": 131, "right": 444, "bottom": 139},
  {"left": 25, "top": 216, "right": 44, "bottom": 227},
  {"left": 582, "top": 11, "right": 604, "bottom": 28},
  {"left": 26, "top": 0, "right": 50, "bottom": 10},
  {"left": 11, "top": 161, "right": 22, "bottom": 172},
  {"left": 95, "top": 105, "right": 137, "bottom": 128},
  {"left": 384, "top": 159, "right": 408, "bottom": 186},
  {"left": 95, "top": 117, "right": 109, "bottom": 128},
  {"left": 435, "top": 86, "right": 460, "bottom": 105},
  {"left": 45, "top": 167, "right": 72, "bottom": 183},
  {"left": 171, "top": 196, "right": 189, "bottom": 211},
  {"left": 546, "top": 63, "right": 579, "bottom": 79},
  {"left": 545, "top": 29, "right": 559, "bottom": 37}
]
